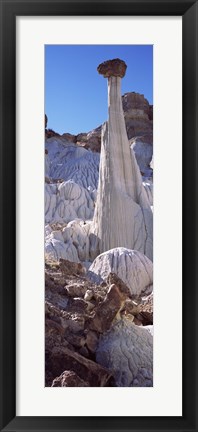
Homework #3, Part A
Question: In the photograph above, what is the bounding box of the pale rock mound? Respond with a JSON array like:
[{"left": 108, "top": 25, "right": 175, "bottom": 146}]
[
  {"left": 45, "top": 152, "right": 50, "bottom": 177},
  {"left": 45, "top": 219, "right": 92, "bottom": 264},
  {"left": 130, "top": 137, "right": 153, "bottom": 177},
  {"left": 52, "top": 370, "right": 89, "bottom": 387},
  {"left": 45, "top": 180, "right": 95, "bottom": 224},
  {"left": 142, "top": 180, "right": 153, "bottom": 206},
  {"left": 88, "top": 247, "right": 153, "bottom": 297},
  {"left": 150, "top": 155, "right": 153, "bottom": 170},
  {"left": 45, "top": 137, "right": 100, "bottom": 191},
  {"left": 96, "top": 318, "right": 153, "bottom": 387}
]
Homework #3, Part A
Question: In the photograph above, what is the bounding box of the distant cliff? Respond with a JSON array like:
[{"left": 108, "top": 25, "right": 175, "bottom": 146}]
[{"left": 45, "top": 91, "right": 153, "bottom": 154}]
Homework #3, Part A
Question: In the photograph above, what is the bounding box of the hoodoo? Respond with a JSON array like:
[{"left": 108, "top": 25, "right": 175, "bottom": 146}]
[{"left": 91, "top": 59, "right": 153, "bottom": 260}]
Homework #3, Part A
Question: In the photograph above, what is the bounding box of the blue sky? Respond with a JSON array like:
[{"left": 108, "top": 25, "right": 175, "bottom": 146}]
[{"left": 45, "top": 45, "right": 153, "bottom": 135}]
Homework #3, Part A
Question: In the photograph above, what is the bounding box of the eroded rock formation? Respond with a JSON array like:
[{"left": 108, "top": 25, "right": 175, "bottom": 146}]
[
  {"left": 88, "top": 247, "right": 153, "bottom": 297},
  {"left": 97, "top": 58, "right": 127, "bottom": 78},
  {"left": 45, "top": 180, "right": 95, "bottom": 224},
  {"left": 51, "top": 370, "right": 89, "bottom": 387},
  {"left": 45, "top": 114, "right": 48, "bottom": 129},
  {"left": 130, "top": 136, "right": 153, "bottom": 178},
  {"left": 45, "top": 138, "right": 99, "bottom": 190},
  {"left": 123, "top": 92, "right": 153, "bottom": 141},
  {"left": 45, "top": 89, "right": 153, "bottom": 163},
  {"left": 96, "top": 319, "right": 153, "bottom": 387},
  {"left": 91, "top": 58, "right": 153, "bottom": 260},
  {"left": 45, "top": 256, "right": 153, "bottom": 386},
  {"left": 45, "top": 60, "right": 153, "bottom": 387}
]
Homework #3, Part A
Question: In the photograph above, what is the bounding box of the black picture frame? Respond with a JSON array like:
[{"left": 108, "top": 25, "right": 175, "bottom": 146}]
[{"left": 0, "top": 0, "right": 197, "bottom": 431}]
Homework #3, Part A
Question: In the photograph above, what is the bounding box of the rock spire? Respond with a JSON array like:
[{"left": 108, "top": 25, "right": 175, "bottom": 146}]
[{"left": 91, "top": 58, "right": 153, "bottom": 260}]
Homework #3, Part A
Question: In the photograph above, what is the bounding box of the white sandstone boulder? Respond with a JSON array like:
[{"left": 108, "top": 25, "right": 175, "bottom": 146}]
[{"left": 88, "top": 247, "right": 153, "bottom": 297}]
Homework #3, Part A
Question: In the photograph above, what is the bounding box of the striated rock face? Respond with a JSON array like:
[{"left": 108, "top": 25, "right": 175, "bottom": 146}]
[
  {"left": 123, "top": 92, "right": 153, "bottom": 141},
  {"left": 45, "top": 219, "right": 92, "bottom": 263},
  {"left": 45, "top": 137, "right": 99, "bottom": 191},
  {"left": 130, "top": 136, "right": 153, "bottom": 177},
  {"left": 97, "top": 58, "right": 127, "bottom": 78},
  {"left": 91, "top": 61, "right": 153, "bottom": 260},
  {"left": 61, "top": 132, "right": 77, "bottom": 143},
  {"left": 45, "top": 88, "right": 153, "bottom": 162},
  {"left": 88, "top": 247, "right": 153, "bottom": 297},
  {"left": 96, "top": 319, "right": 153, "bottom": 387}
]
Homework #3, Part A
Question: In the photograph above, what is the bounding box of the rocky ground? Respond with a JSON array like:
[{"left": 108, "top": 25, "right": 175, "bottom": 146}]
[{"left": 45, "top": 255, "right": 153, "bottom": 387}]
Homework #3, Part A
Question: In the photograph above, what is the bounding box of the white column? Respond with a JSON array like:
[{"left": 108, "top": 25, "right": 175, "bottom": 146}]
[{"left": 91, "top": 75, "right": 153, "bottom": 261}]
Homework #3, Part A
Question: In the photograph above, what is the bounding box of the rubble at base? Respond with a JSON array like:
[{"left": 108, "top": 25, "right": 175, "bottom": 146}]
[{"left": 45, "top": 255, "right": 153, "bottom": 387}]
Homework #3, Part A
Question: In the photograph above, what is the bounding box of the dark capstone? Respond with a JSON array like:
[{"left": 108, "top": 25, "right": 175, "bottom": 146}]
[{"left": 97, "top": 58, "right": 127, "bottom": 78}]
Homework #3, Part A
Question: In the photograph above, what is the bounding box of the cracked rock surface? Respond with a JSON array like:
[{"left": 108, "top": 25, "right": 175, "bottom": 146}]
[
  {"left": 88, "top": 247, "right": 153, "bottom": 297},
  {"left": 96, "top": 319, "right": 153, "bottom": 387}
]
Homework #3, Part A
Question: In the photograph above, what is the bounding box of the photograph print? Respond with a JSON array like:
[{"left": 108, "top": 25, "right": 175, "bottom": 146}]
[{"left": 45, "top": 45, "right": 153, "bottom": 387}]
